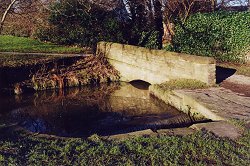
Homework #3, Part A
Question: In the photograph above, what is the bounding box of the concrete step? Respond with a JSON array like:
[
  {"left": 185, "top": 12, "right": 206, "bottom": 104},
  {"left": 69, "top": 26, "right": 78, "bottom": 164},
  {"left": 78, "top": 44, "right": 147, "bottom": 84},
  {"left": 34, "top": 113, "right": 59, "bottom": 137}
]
[
  {"left": 220, "top": 74, "right": 250, "bottom": 97},
  {"left": 150, "top": 86, "right": 250, "bottom": 122},
  {"left": 190, "top": 121, "right": 243, "bottom": 140}
]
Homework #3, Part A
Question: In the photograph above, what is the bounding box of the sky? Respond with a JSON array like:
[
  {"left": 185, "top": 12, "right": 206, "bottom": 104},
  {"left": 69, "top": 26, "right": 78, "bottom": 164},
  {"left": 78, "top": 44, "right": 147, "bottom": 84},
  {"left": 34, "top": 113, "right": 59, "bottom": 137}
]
[{"left": 218, "top": 0, "right": 249, "bottom": 6}]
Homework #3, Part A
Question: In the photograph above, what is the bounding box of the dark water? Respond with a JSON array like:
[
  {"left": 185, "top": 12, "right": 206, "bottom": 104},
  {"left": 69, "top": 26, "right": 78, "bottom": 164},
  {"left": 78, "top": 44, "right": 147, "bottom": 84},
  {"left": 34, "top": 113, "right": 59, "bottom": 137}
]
[{"left": 0, "top": 82, "right": 196, "bottom": 137}]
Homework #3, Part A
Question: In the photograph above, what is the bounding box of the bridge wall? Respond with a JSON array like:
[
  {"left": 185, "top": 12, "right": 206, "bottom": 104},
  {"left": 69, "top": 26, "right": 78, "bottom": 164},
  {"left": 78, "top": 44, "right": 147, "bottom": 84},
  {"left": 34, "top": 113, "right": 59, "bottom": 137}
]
[{"left": 97, "top": 42, "right": 216, "bottom": 85}]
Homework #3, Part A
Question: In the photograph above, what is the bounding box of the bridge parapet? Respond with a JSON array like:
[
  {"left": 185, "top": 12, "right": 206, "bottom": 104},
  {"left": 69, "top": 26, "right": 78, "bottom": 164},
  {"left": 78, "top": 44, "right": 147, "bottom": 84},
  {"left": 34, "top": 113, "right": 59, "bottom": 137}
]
[{"left": 97, "top": 42, "right": 216, "bottom": 85}]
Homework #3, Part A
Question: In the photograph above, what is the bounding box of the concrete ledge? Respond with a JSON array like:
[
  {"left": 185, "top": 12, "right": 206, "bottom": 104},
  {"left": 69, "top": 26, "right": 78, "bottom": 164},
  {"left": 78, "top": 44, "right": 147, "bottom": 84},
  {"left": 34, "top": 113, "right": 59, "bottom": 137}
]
[
  {"left": 149, "top": 85, "right": 250, "bottom": 122},
  {"left": 149, "top": 85, "right": 225, "bottom": 121},
  {"left": 97, "top": 42, "right": 216, "bottom": 85},
  {"left": 157, "top": 128, "right": 195, "bottom": 136},
  {"left": 102, "top": 129, "right": 156, "bottom": 141},
  {"left": 190, "top": 121, "right": 243, "bottom": 140}
]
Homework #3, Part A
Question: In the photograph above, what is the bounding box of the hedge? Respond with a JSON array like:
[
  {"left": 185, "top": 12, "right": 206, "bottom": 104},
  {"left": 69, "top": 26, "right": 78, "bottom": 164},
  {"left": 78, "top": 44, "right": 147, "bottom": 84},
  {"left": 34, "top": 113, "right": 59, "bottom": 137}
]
[{"left": 171, "top": 11, "right": 250, "bottom": 62}]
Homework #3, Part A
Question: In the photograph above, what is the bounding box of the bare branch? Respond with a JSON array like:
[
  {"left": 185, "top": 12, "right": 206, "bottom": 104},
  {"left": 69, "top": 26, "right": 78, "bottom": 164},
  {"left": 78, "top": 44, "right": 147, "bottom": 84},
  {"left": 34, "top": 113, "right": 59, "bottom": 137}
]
[{"left": 0, "top": 0, "right": 17, "bottom": 34}]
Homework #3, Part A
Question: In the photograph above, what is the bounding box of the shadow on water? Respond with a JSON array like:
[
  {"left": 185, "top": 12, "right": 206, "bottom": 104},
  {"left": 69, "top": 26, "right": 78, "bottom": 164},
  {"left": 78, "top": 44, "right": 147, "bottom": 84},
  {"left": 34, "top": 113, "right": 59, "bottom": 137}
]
[
  {"left": 0, "top": 82, "right": 199, "bottom": 138},
  {"left": 216, "top": 66, "right": 236, "bottom": 84}
]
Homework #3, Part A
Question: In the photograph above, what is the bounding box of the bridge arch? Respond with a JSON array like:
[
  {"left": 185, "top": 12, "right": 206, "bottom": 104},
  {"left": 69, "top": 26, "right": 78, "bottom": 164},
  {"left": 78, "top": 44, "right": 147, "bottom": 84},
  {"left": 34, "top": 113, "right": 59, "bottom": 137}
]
[
  {"left": 129, "top": 80, "right": 151, "bottom": 90},
  {"left": 97, "top": 42, "right": 216, "bottom": 85}
]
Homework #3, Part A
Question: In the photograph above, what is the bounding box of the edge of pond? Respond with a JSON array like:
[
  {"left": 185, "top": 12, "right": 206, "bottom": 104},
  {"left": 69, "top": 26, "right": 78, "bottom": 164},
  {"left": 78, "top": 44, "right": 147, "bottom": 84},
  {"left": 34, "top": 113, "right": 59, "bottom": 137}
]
[{"left": 148, "top": 84, "right": 246, "bottom": 140}]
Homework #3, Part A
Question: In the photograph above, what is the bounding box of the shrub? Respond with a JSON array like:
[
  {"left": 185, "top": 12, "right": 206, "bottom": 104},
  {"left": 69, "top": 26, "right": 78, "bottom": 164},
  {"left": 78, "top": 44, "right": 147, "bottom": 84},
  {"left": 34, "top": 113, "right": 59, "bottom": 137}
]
[
  {"left": 139, "top": 30, "right": 162, "bottom": 49},
  {"left": 171, "top": 11, "right": 250, "bottom": 62},
  {"left": 36, "top": 0, "right": 125, "bottom": 50},
  {"left": 36, "top": 0, "right": 163, "bottom": 50}
]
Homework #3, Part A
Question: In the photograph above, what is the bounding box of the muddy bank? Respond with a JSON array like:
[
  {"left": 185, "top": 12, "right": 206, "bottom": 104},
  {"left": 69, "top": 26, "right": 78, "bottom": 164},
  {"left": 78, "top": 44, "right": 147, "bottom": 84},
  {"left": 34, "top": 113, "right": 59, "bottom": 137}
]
[
  {"left": 0, "top": 54, "right": 119, "bottom": 94},
  {"left": 0, "top": 56, "right": 80, "bottom": 85}
]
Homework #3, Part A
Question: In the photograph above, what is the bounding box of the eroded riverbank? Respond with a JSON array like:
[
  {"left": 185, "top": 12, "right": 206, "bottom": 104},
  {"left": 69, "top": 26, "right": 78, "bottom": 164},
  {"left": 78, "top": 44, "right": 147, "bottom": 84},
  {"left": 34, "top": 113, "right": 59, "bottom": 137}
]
[{"left": 0, "top": 53, "right": 119, "bottom": 94}]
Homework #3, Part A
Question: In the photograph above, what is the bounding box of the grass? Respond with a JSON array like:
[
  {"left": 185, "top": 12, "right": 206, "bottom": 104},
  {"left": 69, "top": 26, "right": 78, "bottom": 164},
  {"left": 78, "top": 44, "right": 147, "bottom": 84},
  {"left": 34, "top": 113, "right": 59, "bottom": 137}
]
[
  {"left": 0, "top": 53, "right": 78, "bottom": 68},
  {"left": 153, "top": 79, "right": 211, "bottom": 92},
  {"left": 0, "top": 126, "right": 249, "bottom": 165},
  {"left": 0, "top": 35, "right": 86, "bottom": 53}
]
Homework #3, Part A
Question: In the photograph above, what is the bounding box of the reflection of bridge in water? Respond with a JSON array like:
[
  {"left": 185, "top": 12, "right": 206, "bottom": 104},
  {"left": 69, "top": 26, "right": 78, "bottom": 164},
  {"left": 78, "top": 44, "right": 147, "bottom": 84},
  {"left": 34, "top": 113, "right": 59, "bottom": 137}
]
[{"left": 1, "top": 83, "right": 197, "bottom": 137}]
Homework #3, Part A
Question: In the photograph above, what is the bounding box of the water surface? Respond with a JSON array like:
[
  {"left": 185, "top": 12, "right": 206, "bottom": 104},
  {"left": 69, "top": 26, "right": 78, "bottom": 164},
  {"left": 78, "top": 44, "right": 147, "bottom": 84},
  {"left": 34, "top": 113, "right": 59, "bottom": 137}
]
[{"left": 0, "top": 82, "right": 195, "bottom": 137}]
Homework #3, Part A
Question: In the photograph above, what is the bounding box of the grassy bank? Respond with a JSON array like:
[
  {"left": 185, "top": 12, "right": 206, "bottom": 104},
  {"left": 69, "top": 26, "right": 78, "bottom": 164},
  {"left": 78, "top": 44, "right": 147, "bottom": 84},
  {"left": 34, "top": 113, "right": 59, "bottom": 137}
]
[
  {"left": 0, "top": 53, "right": 78, "bottom": 68},
  {"left": 0, "top": 35, "right": 86, "bottom": 53},
  {"left": 0, "top": 126, "right": 249, "bottom": 165}
]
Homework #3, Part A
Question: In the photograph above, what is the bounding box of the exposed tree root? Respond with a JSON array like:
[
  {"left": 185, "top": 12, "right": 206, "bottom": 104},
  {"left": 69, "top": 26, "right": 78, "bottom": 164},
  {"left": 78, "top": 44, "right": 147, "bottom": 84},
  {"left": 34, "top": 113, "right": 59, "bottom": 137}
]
[{"left": 15, "top": 55, "right": 120, "bottom": 94}]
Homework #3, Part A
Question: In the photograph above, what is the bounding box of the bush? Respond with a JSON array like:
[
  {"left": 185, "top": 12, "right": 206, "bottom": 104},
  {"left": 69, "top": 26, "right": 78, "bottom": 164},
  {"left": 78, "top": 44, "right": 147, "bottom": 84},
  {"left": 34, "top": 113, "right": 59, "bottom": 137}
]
[
  {"left": 139, "top": 30, "right": 162, "bottom": 49},
  {"left": 36, "top": 0, "right": 125, "bottom": 50},
  {"left": 171, "top": 11, "right": 250, "bottom": 62},
  {"left": 36, "top": 0, "right": 163, "bottom": 50}
]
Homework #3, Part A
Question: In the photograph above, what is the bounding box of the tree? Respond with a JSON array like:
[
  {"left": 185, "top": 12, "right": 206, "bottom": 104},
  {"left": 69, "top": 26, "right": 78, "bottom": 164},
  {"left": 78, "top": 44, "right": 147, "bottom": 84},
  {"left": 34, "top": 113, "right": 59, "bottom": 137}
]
[
  {"left": 40, "top": 0, "right": 125, "bottom": 48},
  {"left": 37, "top": 0, "right": 164, "bottom": 49},
  {"left": 160, "top": 0, "right": 248, "bottom": 44},
  {"left": 0, "top": 0, "right": 53, "bottom": 36},
  {"left": 121, "top": 0, "right": 164, "bottom": 49},
  {"left": 153, "top": 0, "right": 164, "bottom": 49},
  {"left": 0, "top": 0, "right": 17, "bottom": 34}
]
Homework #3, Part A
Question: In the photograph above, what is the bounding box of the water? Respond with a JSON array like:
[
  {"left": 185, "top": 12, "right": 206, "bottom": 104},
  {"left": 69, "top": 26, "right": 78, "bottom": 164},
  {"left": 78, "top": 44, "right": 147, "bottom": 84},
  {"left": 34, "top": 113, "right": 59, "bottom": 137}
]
[{"left": 0, "top": 82, "right": 196, "bottom": 137}]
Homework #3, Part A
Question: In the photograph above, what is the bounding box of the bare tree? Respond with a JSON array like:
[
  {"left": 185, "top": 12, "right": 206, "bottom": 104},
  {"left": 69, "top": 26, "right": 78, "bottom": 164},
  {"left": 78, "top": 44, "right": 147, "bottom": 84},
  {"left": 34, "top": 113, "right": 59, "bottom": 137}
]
[
  {"left": 160, "top": 0, "right": 200, "bottom": 43},
  {"left": 0, "top": 0, "right": 54, "bottom": 35},
  {"left": 247, "top": 0, "right": 250, "bottom": 11},
  {"left": 0, "top": 0, "right": 17, "bottom": 34}
]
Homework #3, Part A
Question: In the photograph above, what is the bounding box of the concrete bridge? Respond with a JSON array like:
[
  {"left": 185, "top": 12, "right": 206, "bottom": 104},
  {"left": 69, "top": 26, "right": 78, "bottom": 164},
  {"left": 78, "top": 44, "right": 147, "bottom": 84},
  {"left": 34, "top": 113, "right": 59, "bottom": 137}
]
[{"left": 97, "top": 42, "right": 216, "bottom": 85}]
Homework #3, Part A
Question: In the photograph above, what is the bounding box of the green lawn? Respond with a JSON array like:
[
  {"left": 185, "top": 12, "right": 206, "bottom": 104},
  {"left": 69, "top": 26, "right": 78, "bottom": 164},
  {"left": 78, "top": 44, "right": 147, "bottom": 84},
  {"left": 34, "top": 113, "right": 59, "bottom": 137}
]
[
  {"left": 0, "top": 126, "right": 249, "bottom": 165},
  {"left": 0, "top": 35, "right": 86, "bottom": 53},
  {"left": 0, "top": 53, "right": 78, "bottom": 68}
]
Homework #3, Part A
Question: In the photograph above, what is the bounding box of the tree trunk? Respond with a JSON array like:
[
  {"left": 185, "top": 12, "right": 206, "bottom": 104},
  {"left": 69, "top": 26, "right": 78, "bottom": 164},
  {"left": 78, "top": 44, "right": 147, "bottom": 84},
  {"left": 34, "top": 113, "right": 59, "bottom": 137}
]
[
  {"left": 248, "top": 0, "right": 250, "bottom": 11},
  {"left": 153, "top": 0, "right": 163, "bottom": 49},
  {"left": 211, "top": 0, "right": 217, "bottom": 11},
  {"left": 0, "top": 0, "right": 17, "bottom": 34}
]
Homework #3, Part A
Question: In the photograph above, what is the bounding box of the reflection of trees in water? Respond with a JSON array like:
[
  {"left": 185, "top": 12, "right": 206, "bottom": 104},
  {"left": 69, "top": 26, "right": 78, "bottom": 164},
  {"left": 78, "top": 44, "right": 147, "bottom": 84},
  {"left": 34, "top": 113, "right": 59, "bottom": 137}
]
[
  {"left": 22, "top": 115, "right": 48, "bottom": 133},
  {"left": 30, "top": 83, "right": 120, "bottom": 111},
  {"left": 4, "top": 83, "right": 120, "bottom": 114},
  {"left": 3, "top": 83, "right": 121, "bottom": 136},
  {"left": 2, "top": 82, "right": 206, "bottom": 137}
]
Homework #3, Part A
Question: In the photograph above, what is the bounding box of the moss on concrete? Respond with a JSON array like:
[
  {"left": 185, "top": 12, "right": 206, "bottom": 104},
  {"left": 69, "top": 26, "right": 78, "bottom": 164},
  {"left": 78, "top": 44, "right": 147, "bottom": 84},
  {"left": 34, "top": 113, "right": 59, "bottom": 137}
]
[
  {"left": 152, "top": 79, "right": 211, "bottom": 92},
  {"left": 98, "top": 42, "right": 215, "bottom": 64},
  {"left": 149, "top": 79, "right": 214, "bottom": 121}
]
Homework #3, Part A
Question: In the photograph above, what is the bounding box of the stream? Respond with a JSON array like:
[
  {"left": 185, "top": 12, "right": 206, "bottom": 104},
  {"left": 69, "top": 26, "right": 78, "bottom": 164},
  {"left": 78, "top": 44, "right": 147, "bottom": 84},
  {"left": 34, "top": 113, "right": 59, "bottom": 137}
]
[{"left": 0, "top": 81, "right": 196, "bottom": 137}]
